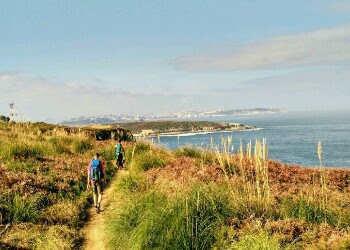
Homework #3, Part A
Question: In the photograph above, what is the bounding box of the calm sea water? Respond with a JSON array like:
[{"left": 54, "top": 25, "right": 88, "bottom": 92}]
[{"left": 152, "top": 111, "right": 350, "bottom": 168}]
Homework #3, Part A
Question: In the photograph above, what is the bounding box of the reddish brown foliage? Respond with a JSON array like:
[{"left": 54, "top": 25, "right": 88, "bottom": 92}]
[
  {"left": 268, "top": 160, "right": 350, "bottom": 192},
  {"left": 0, "top": 157, "right": 87, "bottom": 195},
  {"left": 144, "top": 155, "right": 350, "bottom": 197},
  {"left": 146, "top": 157, "right": 225, "bottom": 192}
]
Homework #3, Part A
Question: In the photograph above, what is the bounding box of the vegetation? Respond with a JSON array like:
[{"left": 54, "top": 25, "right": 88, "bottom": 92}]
[
  {"left": 0, "top": 122, "right": 119, "bottom": 249},
  {"left": 2, "top": 122, "right": 350, "bottom": 249},
  {"left": 105, "top": 139, "right": 350, "bottom": 249},
  {"left": 116, "top": 120, "right": 254, "bottom": 135},
  {"left": 0, "top": 115, "right": 10, "bottom": 123}
]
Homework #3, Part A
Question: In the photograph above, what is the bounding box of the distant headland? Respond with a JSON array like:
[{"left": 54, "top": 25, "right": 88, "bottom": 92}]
[
  {"left": 113, "top": 120, "right": 258, "bottom": 137},
  {"left": 61, "top": 108, "right": 285, "bottom": 126}
]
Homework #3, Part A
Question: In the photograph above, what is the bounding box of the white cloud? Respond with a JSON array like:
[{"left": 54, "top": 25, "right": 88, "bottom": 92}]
[
  {"left": 175, "top": 24, "right": 350, "bottom": 71},
  {"left": 0, "top": 73, "right": 195, "bottom": 121}
]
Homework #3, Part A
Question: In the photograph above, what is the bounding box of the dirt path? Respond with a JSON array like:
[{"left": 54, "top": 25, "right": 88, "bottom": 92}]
[{"left": 83, "top": 181, "right": 114, "bottom": 250}]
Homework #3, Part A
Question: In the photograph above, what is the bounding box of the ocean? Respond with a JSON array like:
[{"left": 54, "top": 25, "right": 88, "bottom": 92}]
[{"left": 152, "top": 111, "right": 350, "bottom": 168}]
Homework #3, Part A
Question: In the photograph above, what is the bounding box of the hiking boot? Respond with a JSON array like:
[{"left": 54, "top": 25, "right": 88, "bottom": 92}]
[
  {"left": 95, "top": 206, "right": 99, "bottom": 213},
  {"left": 97, "top": 203, "right": 101, "bottom": 211}
]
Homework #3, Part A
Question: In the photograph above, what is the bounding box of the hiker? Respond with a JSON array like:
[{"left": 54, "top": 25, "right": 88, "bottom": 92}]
[
  {"left": 87, "top": 153, "right": 106, "bottom": 213},
  {"left": 115, "top": 140, "right": 125, "bottom": 169}
]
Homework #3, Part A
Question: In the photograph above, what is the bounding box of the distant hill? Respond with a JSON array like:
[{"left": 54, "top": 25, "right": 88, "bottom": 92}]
[
  {"left": 61, "top": 108, "right": 285, "bottom": 126},
  {"left": 116, "top": 120, "right": 256, "bottom": 136}
]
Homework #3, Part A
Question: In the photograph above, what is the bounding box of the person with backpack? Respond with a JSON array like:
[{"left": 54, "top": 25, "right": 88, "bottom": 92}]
[
  {"left": 115, "top": 140, "right": 125, "bottom": 169},
  {"left": 87, "top": 153, "right": 106, "bottom": 213}
]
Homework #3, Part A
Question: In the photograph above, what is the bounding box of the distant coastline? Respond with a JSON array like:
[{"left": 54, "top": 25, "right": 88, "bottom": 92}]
[
  {"left": 149, "top": 127, "right": 264, "bottom": 137},
  {"left": 60, "top": 108, "right": 285, "bottom": 126},
  {"left": 115, "top": 120, "right": 258, "bottom": 137}
]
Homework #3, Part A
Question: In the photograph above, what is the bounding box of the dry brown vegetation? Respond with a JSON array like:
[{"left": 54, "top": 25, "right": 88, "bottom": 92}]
[
  {"left": 105, "top": 140, "right": 350, "bottom": 249},
  {"left": 0, "top": 122, "right": 118, "bottom": 249}
]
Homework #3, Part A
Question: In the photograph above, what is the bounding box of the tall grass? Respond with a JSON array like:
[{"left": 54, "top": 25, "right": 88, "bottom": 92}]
[
  {"left": 215, "top": 138, "right": 270, "bottom": 211},
  {"left": 73, "top": 139, "right": 93, "bottom": 154},
  {"left": 318, "top": 141, "right": 328, "bottom": 209},
  {"left": 0, "top": 194, "right": 41, "bottom": 223},
  {"left": 103, "top": 138, "right": 350, "bottom": 249},
  {"left": 127, "top": 142, "right": 171, "bottom": 171},
  {"left": 282, "top": 197, "right": 336, "bottom": 225},
  {"left": 3, "top": 142, "right": 44, "bottom": 161},
  {"left": 107, "top": 185, "right": 233, "bottom": 250}
]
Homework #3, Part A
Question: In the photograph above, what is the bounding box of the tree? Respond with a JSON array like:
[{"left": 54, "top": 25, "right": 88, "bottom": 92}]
[{"left": 0, "top": 115, "right": 10, "bottom": 122}]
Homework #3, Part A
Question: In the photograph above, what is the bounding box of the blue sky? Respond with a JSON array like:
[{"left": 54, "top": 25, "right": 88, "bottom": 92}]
[{"left": 1, "top": 0, "right": 350, "bottom": 121}]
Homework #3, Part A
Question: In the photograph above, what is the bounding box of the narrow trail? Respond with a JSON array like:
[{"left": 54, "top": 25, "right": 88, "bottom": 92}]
[{"left": 83, "top": 179, "right": 115, "bottom": 250}]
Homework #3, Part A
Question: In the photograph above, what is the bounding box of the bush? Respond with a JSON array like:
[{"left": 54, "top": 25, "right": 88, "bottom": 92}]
[
  {"left": 175, "top": 146, "right": 202, "bottom": 159},
  {"left": 3, "top": 142, "right": 44, "bottom": 161},
  {"left": 73, "top": 139, "right": 93, "bottom": 154},
  {"left": 134, "top": 151, "right": 169, "bottom": 171},
  {"left": 49, "top": 137, "right": 71, "bottom": 155},
  {"left": 134, "top": 142, "right": 151, "bottom": 154},
  {"left": 5, "top": 160, "right": 40, "bottom": 173},
  {"left": 175, "top": 146, "right": 214, "bottom": 166},
  {"left": 0, "top": 115, "right": 10, "bottom": 123}
]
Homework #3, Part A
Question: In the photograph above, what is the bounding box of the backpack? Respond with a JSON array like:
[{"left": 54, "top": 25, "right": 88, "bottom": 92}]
[
  {"left": 115, "top": 143, "right": 122, "bottom": 156},
  {"left": 91, "top": 159, "right": 103, "bottom": 182}
]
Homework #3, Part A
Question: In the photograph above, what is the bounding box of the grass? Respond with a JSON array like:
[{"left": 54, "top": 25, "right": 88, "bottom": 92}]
[
  {"left": 73, "top": 139, "right": 93, "bottom": 154},
  {"left": 0, "top": 122, "right": 119, "bottom": 249},
  {"left": 127, "top": 142, "right": 172, "bottom": 171},
  {"left": 3, "top": 142, "right": 44, "bottom": 161},
  {"left": 118, "top": 171, "right": 147, "bottom": 192},
  {"left": 231, "top": 232, "right": 280, "bottom": 250},
  {"left": 106, "top": 184, "right": 233, "bottom": 249},
  {"left": 0, "top": 194, "right": 39, "bottom": 223},
  {"left": 175, "top": 146, "right": 203, "bottom": 158},
  {"left": 104, "top": 140, "right": 350, "bottom": 250},
  {"left": 3, "top": 122, "right": 350, "bottom": 249},
  {"left": 282, "top": 197, "right": 336, "bottom": 225}
]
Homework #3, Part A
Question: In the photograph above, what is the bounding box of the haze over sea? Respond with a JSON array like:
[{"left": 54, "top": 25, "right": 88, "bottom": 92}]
[{"left": 154, "top": 110, "right": 350, "bottom": 168}]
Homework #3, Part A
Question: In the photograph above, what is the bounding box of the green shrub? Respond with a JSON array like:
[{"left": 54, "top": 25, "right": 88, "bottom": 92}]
[
  {"left": 70, "top": 179, "right": 86, "bottom": 198},
  {"left": 134, "top": 151, "right": 169, "bottom": 171},
  {"left": 176, "top": 146, "right": 202, "bottom": 159},
  {"left": 5, "top": 160, "right": 40, "bottom": 173},
  {"left": 134, "top": 142, "right": 151, "bottom": 154},
  {"left": 175, "top": 146, "right": 215, "bottom": 166},
  {"left": 3, "top": 142, "right": 44, "bottom": 161},
  {"left": 49, "top": 137, "right": 71, "bottom": 155},
  {"left": 73, "top": 139, "right": 92, "bottom": 154}
]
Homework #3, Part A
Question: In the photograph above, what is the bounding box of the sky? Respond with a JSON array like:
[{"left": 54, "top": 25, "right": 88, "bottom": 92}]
[{"left": 1, "top": 0, "right": 350, "bottom": 122}]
